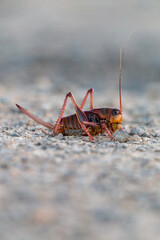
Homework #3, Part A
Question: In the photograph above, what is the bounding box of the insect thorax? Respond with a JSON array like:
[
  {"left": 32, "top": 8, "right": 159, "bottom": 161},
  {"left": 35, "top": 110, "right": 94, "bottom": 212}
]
[{"left": 86, "top": 112, "right": 101, "bottom": 124}]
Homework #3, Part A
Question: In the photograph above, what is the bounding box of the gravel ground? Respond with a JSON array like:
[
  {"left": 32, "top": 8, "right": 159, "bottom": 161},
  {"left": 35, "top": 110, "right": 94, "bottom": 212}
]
[{"left": 0, "top": 82, "right": 160, "bottom": 240}]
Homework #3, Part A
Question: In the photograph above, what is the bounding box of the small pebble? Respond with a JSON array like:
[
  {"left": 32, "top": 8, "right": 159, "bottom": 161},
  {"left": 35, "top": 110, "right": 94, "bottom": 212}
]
[
  {"left": 9, "top": 139, "right": 14, "bottom": 144},
  {"left": 129, "top": 135, "right": 142, "bottom": 143},
  {"left": 130, "top": 126, "right": 149, "bottom": 137},
  {"left": 72, "top": 145, "right": 80, "bottom": 153},
  {"left": 27, "top": 119, "right": 34, "bottom": 126},
  {"left": 54, "top": 133, "right": 64, "bottom": 140},
  {"left": 11, "top": 132, "right": 20, "bottom": 137},
  {"left": 121, "top": 143, "right": 128, "bottom": 149},
  {"left": 155, "top": 149, "right": 160, "bottom": 152},
  {"left": 56, "top": 143, "right": 67, "bottom": 150},
  {"left": 154, "top": 133, "right": 160, "bottom": 137},
  {"left": 113, "top": 129, "right": 130, "bottom": 143},
  {"left": 27, "top": 134, "right": 33, "bottom": 138},
  {"left": 136, "top": 146, "right": 147, "bottom": 152},
  {"left": 0, "top": 159, "right": 10, "bottom": 169},
  {"left": 31, "top": 206, "right": 55, "bottom": 224}
]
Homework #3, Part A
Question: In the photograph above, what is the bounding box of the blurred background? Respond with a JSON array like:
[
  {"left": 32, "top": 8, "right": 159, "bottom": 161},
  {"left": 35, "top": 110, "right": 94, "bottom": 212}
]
[{"left": 0, "top": 0, "right": 160, "bottom": 94}]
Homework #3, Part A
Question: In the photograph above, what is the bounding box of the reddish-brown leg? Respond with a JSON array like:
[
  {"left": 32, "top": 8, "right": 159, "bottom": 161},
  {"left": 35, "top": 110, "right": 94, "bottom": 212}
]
[
  {"left": 82, "top": 121, "right": 100, "bottom": 128},
  {"left": 101, "top": 123, "right": 113, "bottom": 140},
  {"left": 40, "top": 128, "right": 51, "bottom": 135},
  {"left": 54, "top": 92, "right": 94, "bottom": 141},
  {"left": 80, "top": 88, "right": 94, "bottom": 110},
  {"left": 80, "top": 124, "right": 94, "bottom": 141}
]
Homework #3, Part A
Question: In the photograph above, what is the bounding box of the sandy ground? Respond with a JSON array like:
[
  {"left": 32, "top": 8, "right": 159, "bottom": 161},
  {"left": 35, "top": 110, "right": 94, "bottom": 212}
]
[{"left": 0, "top": 1, "right": 160, "bottom": 240}]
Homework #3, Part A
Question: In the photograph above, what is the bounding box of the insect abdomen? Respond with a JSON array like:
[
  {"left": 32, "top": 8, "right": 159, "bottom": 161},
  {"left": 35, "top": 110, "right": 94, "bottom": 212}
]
[{"left": 62, "top": 114, "right": 81, "bottom": 130}]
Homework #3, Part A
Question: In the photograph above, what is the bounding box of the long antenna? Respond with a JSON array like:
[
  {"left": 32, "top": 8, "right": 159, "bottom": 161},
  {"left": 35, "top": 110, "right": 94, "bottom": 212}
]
[
  {"left": 119, "top": 47, "right": 124, "bottom": 113},
  {"left": 119, "top": 28, "right": 139, "bottom": 113}
]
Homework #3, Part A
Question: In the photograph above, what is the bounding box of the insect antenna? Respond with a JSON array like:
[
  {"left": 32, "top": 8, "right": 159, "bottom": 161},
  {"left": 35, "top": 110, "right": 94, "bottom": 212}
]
[
  {"left": 119, "top": 28, "right": 139, "bottom": 113},
  {"left": 119, "top": 47, "right": 124, "bottom": 113}
]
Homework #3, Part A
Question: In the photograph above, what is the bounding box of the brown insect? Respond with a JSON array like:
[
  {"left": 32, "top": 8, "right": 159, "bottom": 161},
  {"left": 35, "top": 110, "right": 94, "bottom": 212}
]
[{"left": 16, "top": 49, "right": 124, "bottom": 142}]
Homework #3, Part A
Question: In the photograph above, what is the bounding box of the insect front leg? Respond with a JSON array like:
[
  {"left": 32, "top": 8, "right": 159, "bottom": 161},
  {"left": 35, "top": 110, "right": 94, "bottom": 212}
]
[
  {"left": 101, "top": 123, "right": 113, "bottom": 140},
  {"left": 54, "top": 92, "right": 94, "bottom": 141},
  {"left": 80, "top": 88, "right": 94, "bottom": 110}
]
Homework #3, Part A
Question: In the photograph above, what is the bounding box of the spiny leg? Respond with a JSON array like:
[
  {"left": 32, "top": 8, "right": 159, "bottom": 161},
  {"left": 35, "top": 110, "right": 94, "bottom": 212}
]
[
  {"left": 54, "top": 92, "right": 94, "bottom": 141},
  {"left": 16, "top": 104, "right": 55, "bottom": 130},
  {"left": 81, "top": 124, "right": 94, "bottom": 141},
  {"left": 101, "top": 123, "right": 113, "bottom": 140},
  {"left": 80, "top": 88, "right": 94, "bottom": 110}
]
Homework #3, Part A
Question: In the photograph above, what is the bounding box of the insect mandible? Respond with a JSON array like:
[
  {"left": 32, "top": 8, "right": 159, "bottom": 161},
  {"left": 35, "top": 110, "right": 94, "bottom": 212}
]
[{"left": 16, "top": 48, "right": 124, "bottom": 142}]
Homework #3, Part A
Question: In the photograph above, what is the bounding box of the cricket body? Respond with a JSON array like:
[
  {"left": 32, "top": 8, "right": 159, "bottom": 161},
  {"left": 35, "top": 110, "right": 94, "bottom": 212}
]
[{"left": 16, "top": 49, "right": 123, "bottom": 142}]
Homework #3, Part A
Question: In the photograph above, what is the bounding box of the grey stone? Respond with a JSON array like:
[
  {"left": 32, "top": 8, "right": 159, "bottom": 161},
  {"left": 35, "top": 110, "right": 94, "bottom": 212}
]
[
  {"left": 11, "top": 132, "right": 20, "bottom": 137},
  {"left": 113, "top": 129, "right": 130, "bottom": 142},
  {"left": 130, "top": 126, "right": 149, "bottom": 137}
]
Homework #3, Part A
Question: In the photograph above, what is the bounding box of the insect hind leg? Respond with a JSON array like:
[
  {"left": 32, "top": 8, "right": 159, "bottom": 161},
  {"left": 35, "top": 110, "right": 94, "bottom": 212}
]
[
  {"left": 54, "top": 92, "right": 94, "bottom": 141},
  {"left": 80, "top": 88, "right": 94, "bottom": 110}
]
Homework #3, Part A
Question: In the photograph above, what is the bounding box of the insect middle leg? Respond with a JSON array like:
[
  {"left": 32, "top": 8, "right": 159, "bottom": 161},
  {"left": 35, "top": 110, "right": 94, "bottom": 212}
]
[{"left": 54, "top": 92, "right": 94, "bottom": 141}]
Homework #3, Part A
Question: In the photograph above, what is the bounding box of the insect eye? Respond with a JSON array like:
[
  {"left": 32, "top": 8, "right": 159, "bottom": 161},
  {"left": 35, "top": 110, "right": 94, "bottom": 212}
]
[{"left": 112, "top": 109, "right": 120, "bottom": 116}]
